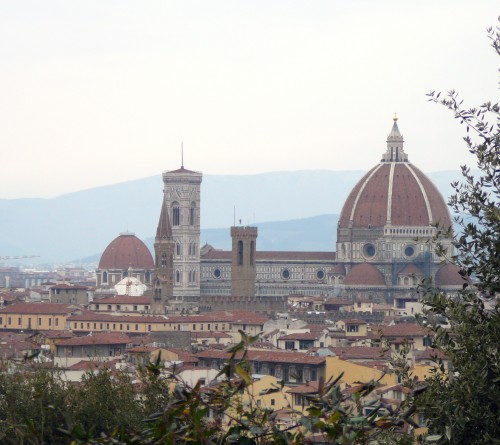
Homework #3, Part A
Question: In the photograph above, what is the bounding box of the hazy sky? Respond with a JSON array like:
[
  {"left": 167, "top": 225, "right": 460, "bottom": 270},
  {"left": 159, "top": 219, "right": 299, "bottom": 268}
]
[{"left": 1, "top": 1, "right": 498, "bottom": 198}]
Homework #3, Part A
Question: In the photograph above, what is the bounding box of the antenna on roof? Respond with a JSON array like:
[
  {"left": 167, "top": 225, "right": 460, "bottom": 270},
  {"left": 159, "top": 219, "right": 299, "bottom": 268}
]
[{"left": 181, "top": 141, "right": 184, "bottom": 168}]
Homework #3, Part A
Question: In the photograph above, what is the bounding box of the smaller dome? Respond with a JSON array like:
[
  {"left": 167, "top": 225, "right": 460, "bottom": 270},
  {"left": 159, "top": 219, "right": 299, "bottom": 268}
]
[
  {"left": 99, "top": 233, "right": 154, "bottom": 270},
  {"left": 435, "top": 264, "right": 465, "bottom": 287},
  {"left": 115, "top": 277, "right": 147, "bottom": 296},
  {"left": 344, "top": 263, "right": 386, "bottom": 286}
]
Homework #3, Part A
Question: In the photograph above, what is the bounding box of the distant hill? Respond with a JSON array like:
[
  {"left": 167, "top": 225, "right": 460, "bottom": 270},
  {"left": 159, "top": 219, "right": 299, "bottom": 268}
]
[{"left": 0, "top": 169, "right": 465, "bottom": 264}]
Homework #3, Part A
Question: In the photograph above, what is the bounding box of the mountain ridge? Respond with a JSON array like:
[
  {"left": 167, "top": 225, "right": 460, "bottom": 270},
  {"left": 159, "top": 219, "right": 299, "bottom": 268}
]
[{"left": 0, "top": 169, "right": 465, "bottom": 264}]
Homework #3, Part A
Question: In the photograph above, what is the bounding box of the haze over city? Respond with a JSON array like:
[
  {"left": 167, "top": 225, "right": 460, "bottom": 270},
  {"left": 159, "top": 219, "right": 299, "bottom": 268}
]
[{"left": 1, "top": 0, "right": 498, "bottom": 199}]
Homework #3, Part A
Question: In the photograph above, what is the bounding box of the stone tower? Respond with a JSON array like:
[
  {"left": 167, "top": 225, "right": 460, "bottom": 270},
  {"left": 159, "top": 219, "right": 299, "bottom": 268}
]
[
  {"left": 152, "top": 196, "right": 174, "bottom": 314},
  {"left": 230, "top": 226, "right": 258, "bottom": 298},
  {"left": 162, "top": 165, "right": 202, "bottom": 304}
]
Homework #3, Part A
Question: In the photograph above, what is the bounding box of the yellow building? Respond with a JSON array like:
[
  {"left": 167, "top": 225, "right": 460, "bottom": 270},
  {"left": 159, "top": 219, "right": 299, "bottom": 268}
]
[
  {"left": 68, "top": 312, "right": 169, "bottom": 334},
  {"left": 0, "top": 302, "right": 82, "bottom": 332},
  {"left": 326, "top": 356, "right": 397, "bottom": 387}
]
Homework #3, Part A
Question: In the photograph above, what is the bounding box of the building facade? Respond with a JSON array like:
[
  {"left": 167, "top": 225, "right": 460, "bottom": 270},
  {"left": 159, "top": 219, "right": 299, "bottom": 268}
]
[{"left": 162, "top": 166, "right": 202, "bottom": 303}]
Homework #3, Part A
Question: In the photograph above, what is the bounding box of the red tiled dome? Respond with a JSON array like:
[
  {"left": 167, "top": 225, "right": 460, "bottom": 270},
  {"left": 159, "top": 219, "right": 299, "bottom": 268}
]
[
  {"left": 339, "top": 163, "right": 451, "bottom": 229},
  {"left": 343, "top": 263, "right": 386, "bottom": 286},
  {"left": 435, "top": 263, "right": 465, "bottom": 287},
  {"left": 98, "top": 233, "right": 154, "bottom": 269}
]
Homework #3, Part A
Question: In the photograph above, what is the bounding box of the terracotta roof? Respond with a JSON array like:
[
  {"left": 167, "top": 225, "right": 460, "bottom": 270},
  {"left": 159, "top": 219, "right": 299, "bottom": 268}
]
[
  {"left": 68, "top": 311, "right": 167, "bottom": 324},
  {"left": 56, "top": 333, "right": 132, "bottom": 346},
  {"left": 37, "top": 330, "right": 74, "bottom": 339},
  {"left": 338, "top": 162, "right": 452, "bottom": 229},
  {"left": 190, "top": 331, "right": 232, "bottom": 339},
  {"left": 278, "top": 332, "right": 322, "bottom": 341},
  {"left": 196, "top": 349, "right": 326, "bottom": 365},
  {"left": 0, "top": 303, "right": 82, "bottom": 315},
  {"left": 324, "top": 298, "right": 352, "bottom": 306},
  {"left": 98, "top": 233, "right": 154, "bottom": 269},
  {"left": 339, "top": 319, "right": 367, "bottom": 325},
  {"left": 343, "top": 263, "right": 386, "bottom": 286},
  {"left": 398, "top": 263, "right": 424, "bottom": 276},
  {"left": 286, "top": 381, "right": 320, "bottom": 394},
  {"left": 329, "top": 346, "right": 389, "bottom": 360},
  {"left": 94, "top": 295, "right": 152, "bottom": 305},
  {"left": 66, "top": 359, "right": 119, "bottom": 371},
  {"left": 435, "top": 264, "right": 465, "bottom": 286},
  {"left": 127, "top": 345, "right": 160, "bottom": 353},
  {"left": 166, "top": 310, "right": 268, "bottom": 325},
  {"left": 201, "top": 250, "right": 336, "bottom": 261},
  {"left": 331, "top": 263, "right": 346, "bottom": 275}
]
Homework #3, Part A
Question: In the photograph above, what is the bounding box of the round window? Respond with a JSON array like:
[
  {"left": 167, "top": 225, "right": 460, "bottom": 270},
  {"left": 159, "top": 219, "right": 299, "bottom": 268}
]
[
  {"left": 363, "top": 243, "right": 376, "bottom": 258},
  {"left": 316, "top": 270, "right": 325, "bottom": 280},
  {"left": 405, "top": 246, "right": 415, "bottom": 257},
  {"left": 213, "top": 268, "right": 221, "bottom": 278},
  {"left": 281, "top": 269, "right": 290, "bottom": 280}
]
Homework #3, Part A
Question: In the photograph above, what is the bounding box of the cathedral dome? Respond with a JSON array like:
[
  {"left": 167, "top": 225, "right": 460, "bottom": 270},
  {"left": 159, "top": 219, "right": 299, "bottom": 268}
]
[
  {"left": 338, "top": 118, "right": 452, "bottom": 230},
  {"left": 98, "top": 233, "right": 154, "bottom": 269}
]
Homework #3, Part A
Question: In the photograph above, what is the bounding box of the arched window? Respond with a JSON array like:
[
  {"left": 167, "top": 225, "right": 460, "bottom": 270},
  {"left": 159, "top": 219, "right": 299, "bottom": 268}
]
[
  {"left": 238, "top": 240, "right": 243, "bottom": 265},
  {"left": 172, "top": 202, "right": 180, "bottom": 226},
  {"left": 176, "top": 242, "right": 181, "bottom": 256},
  {"left": 145, "top": 271, "right": 151, "bottom": 283},
  {"left": 250, "top": 241, "right": 255, "bottom": 266},
  {"left": 189, "top": 202, "right": 196, "bottom": 226},
  {"left": 162, "top": 254, "right": 167, "bottom": 270},
  {"left": 176, "top": 270, "right": 181, "bottom": 283},
  {"left": 103, "top": 271, "right": 108, "bottom": 283}
]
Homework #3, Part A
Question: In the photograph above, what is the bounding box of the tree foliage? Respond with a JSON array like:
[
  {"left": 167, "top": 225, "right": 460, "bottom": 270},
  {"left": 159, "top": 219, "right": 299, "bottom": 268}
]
[{"left": 420, "top": 19, "right": 500, "bottom": 445}]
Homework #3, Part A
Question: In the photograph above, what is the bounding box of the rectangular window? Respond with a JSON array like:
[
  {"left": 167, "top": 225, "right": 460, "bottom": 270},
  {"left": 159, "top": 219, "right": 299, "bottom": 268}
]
[
  {"left": 113, "top": 324, "right": 116, "bottom": 330},
  {"left": 347, "top": 324, "right": 359, "bottom": 333},
  {"left": 55, "top": 318, "right": 59, "bottom": 327},
  {"left": 107, "top": 323, "right": 110, "bottom": 330},
  {"left": 87, "top": 323, "right": 90, "bottom": 329},
  {"left": 18, "top": 318, "right": 21, "bottom": 325},
  {"left": 135, "top": 324, "right": 138, "bottom": 331},
  {"left": 94, "top": 323, "right": 97, "bottom": 329},
  {"left": 49, "top": 318, "right": 52, "bottom": 326},
  {"left": 38, "top": 318, "right": 42, "bottom": 325},
  {"left": 127, "top": 324, "right": 130, "bottom": 331},
  {"left": 81, "top": 323, "right": 84, "bottom": 329},
  {"left": 148, "top": 325, "right": 152, "bottom": 332},
  {"left": 133, "top": 305, "right": 138, "bottom": 311},
  {"left": 8, "top": 317, "right": 11, "bottom": 325},
  {"left": 74, "top": 322, "right": 77, "bottom": 328},
  {"left": 0, "top": 317, "right": 2, "bottom": 325},
  {"left": 120, "top": 324, "right": 123, "bottom": 330}
]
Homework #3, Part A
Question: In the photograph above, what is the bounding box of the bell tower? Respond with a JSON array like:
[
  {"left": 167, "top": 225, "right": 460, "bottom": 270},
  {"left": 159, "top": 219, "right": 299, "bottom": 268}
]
[
  {"left": 230, "top": 226, "right": 258, "bottom": 298},
  {"left": 162, "top": 165, "right": 202, "bottom": 305},
  {"left": 152, "top": 196, "right": 174, "bottom": 314}
]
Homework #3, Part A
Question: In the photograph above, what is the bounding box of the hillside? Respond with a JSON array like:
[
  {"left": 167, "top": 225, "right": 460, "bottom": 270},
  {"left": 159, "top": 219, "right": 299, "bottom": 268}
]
[{"left": 0, "top": 170, "right": 464, "bottom": 264}]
